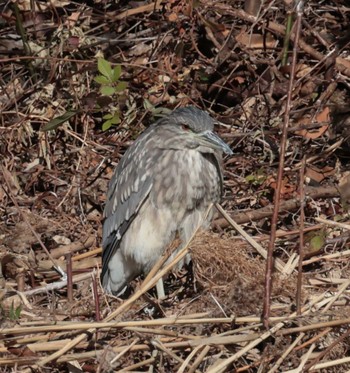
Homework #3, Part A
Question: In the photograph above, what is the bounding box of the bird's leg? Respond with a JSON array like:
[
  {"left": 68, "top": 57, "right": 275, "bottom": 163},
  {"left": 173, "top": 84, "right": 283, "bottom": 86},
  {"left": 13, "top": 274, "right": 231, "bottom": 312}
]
[
  {"left": 164, "top": 234, "right": 190, "bottom": 270},
  {"left": 153, "top": 235, "right": 182, "bottom": 300}
]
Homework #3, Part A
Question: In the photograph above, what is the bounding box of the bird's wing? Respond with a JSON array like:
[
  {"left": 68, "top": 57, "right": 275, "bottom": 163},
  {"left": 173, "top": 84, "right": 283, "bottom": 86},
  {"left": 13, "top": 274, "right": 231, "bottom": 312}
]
[
  {"left": 202, "top": 152, "right": 224, "bottom": 196},
  {"left": 212, "top": 152, "right": 224, "bottom": 195},
  {"left": 101, "top": 128, "right": 156, "bottom": 281}
]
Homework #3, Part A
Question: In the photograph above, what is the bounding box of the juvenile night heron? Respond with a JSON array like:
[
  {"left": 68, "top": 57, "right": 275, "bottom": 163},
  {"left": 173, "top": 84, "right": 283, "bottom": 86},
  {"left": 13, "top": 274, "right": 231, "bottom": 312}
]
[{"left": 101, "top": 106, "right": 232, "bottom": 296}]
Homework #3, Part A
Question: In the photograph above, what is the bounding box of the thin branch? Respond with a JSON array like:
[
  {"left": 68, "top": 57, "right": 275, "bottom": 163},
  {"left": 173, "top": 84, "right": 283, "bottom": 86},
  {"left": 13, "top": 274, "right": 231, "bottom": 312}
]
[{"left": 263, "top": 1, "right": 304, "bottom": 328}]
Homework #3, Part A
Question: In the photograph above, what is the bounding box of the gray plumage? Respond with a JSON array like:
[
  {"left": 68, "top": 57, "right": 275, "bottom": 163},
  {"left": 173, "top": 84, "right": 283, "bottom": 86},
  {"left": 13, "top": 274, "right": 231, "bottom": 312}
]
[{"left": 101, "top": 106, "right": 232, "bottom": 295}]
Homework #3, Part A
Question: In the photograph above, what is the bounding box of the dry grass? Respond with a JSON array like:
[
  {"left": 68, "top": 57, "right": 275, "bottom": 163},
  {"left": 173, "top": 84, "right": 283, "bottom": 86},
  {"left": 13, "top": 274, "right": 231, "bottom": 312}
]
[{"left": 1, "top": 0, "right": 350, "bottom": 371}]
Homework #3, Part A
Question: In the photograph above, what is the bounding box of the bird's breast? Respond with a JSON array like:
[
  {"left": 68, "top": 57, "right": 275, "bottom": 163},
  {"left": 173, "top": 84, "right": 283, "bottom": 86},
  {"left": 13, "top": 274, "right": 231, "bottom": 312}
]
[{"left": 151, "top": 149, "right": 221, "bottom": 212}]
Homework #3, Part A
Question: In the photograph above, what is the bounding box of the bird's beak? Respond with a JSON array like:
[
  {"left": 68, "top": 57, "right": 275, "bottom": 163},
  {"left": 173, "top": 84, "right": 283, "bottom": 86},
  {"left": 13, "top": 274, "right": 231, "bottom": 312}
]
[{"left": 199, "top": 130, "right": 233, "bottom": 155}]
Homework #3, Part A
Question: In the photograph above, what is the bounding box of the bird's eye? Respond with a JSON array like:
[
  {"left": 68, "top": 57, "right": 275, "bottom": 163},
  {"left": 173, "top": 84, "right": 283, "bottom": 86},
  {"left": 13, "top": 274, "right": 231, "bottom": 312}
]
[{"left": 181, "top": 124, "right": 191, "bottom": 132}]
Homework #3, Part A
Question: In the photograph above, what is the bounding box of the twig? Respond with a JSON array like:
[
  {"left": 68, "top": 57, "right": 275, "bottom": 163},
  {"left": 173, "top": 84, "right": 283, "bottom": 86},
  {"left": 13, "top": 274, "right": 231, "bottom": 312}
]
[
  {"left": 118, "top": 357, "right": 156, "bottom": 372},
  {"left": 215, "top": 186, "right": 339, "bottom": 227},
  {"left": 263, "top": 0, "right": 304, "bottom": 328},
  {"left": 152, "top": 338, "right": 187, "bottom": 366},
  {"left": 310, "top": 356, "right": 350, "bottom": 371},
  {"left": 285, "top": 342, "right": 316, "bottom": 372},
  {"left": 66, "top": 253, "right": 73, "bottom": 303},
  {"left": 50, "top": 236, "right": 95, "bottom": 259},
  {"left": 302, "top": 248, "right": 350, "bottom": 266},
  {"left": 305, "top": 328, "right": 350, "bottom": 371},
  {"left": 296, "top": 155, "right": 306, "bottom": 315},
  {"left": 320, "top": 279, "right": 350, "bottom": 313},
  {"left": 188, "top": 345, "right": 211, "bottom": 373},
  {"left": 177, "top": 345, "right": 203, "bottom": 373},
  {"left": 23, "top": 272, "right": 92, "bottom": 296},
  {"left": 92, "top": 271, "right": 101, "bottom": 321},
  {"left": 267, "top": 333, "right": 305, "bottom": 373},
  {"left": 206, "top": 288, "right": 327, "bottom": 372},
  {"left": 110, "top": 338, "right": 140, "bottom": 365},
  {"left": 1, "top": 316, "right": 234, "bottom": 336},
  {"left": 115, "top": 0, "right": 164, "bottom": 20},
  {"left": 215, "top": 203, "right": 285, "bottom": 272},
  {"left": 315, "top": 216, "right": 350, "bottom": 231},
  {"left": 294, "top": 328, "right": 331, "bottom": 351},
  {"left": 277, "top": 317, "right": 350, "bottom": 336}
]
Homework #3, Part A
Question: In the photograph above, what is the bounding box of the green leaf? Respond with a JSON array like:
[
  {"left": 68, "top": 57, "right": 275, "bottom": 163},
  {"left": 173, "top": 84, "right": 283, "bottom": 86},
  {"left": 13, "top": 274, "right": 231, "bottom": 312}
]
[
  {"left": 9, "top": 302, "right": 21, "bottom": 320},
  {"left": 103, "top": 113, "right": 120, "bottom": 123},
  {"left": 143, "top": 99, "right": 154, "bottom": 111},
  {"left": 113, "top": 65, "right": 122, "bottom": 81},
  {"left": 42, "top": 110, "right": 78, "bottom": 131},
  {"left": 110, "top": 113, "right": 120, "bottom": 124},
  {"left": 199, "top": 72, "right": 209, "bottom": 82},
  {"left": 115, "top": 81, "right": 127, "bottom": 92},
  {"left": 245, "top": 174, "right": 256, "bottom": 183},
  {"left": 245, "top": 170, "right": 266, "bottom": 185},
  {"left": 15, "top": 305, "right": 22, "bottom": 319},
  {"left": 98, "top": 58, "right": 113, "bottom": 80},
  {"left": 103, "top": 113, "right": 113, "bottom": 120},
  {"left": 101, "top": 86, "right": 115, "bottom": 96},
  {"left": 94, "top": 75, "right": 110, "bottom": 85},
  {"left": 102, "top": 120, "right": 112, "bottom": 131},
  {"left": 309, "top": 234, "right": 325, "bottom": 252}
]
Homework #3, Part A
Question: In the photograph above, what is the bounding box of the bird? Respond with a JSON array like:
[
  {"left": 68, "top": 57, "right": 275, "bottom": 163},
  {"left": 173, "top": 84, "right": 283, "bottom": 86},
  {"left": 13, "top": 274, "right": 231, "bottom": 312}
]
[{"left": 101, "top": 106, "right": 232, "bottom": 296}]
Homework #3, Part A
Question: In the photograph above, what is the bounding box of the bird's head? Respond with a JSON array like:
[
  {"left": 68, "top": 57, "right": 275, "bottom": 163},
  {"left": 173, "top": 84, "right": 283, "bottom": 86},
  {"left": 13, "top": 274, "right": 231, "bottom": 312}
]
[{"left": 161, "top": 106, "right": 233, "bottom": 155}]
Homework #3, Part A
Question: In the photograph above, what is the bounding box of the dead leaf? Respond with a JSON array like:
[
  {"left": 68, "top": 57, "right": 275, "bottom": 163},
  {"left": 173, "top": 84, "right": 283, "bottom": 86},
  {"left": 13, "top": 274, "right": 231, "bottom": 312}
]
[
  {"left": 8, "top": 346, "right": 37, "bottom": 357},
  {"left": 305, "top": 165, "right": 335, "bottom": 183},
  {"left": 295, "top": 64, "right": 313, "bottom": 78},
  {"left": 236, "top": 32, "right": 277, "bottom": 49},
  {"left": 168, "top": 12, "right": 178, "bottom": 22},
  {"left": 336, "top": 56, "right": 350, "bottom": 71},
  {"left": 265, "top": 176, "right": 296, "bottom": 197},
  {"left": 295, "top": 107, "right": 330, "bottom": 139},
  {"left": 67, "top": 12, "right": 81, "bottom": 27},
  {"left": 234, "top": 76, "right": 246, "bottom": 84},
  {"left": 115, "top": 1, "right": 164, "bottom": 20}
]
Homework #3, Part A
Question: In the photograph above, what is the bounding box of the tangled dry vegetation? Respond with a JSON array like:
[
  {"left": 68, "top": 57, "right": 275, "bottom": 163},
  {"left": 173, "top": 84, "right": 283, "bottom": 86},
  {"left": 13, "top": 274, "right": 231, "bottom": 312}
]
[{"left": 1, "top": 0, "right": 350, "bottom": 372}]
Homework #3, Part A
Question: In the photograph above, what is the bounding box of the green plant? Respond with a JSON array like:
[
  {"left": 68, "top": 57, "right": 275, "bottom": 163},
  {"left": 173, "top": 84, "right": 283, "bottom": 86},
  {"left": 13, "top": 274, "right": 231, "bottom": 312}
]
[
  {"left": 42, "top": 58, "right": 127, "bottom": 132},
  {"left": 9, "top": 301, "right": 22, "bottom": 320},
  {"left": 94, "top": 58, "right": 127, "bottom": 131},
  {"left": 42, "top": 110, "right": 78, "bottom": 131},
  {"left": 0, "top": 301, "right": 22, "bottom": 321},
  {"left": 245, "top": 168, "right": 267, "bottom": 186}
]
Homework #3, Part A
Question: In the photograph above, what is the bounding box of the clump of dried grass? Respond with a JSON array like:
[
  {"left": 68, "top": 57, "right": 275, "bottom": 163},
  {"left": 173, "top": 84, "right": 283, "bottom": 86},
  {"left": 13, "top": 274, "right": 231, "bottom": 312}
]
[{"left": 191, "top": 231, "right": 299, "bottom": 316}]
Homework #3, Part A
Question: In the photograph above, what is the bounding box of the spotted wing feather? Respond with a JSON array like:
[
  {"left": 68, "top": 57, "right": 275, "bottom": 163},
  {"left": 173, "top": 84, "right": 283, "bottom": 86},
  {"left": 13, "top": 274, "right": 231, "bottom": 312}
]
[{"left": 101, "top": 127, "right": 156, "bottom": 283}]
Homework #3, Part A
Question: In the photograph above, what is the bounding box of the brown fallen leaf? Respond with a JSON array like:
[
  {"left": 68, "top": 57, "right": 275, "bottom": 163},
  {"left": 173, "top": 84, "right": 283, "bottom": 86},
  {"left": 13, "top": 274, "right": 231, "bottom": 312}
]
[
  {"left": 236, "top": 31, "right": 277, "bottom": 49},
  {"left": 265, "top": 176, "right": 296, "bottom": 197},
  {"left": 305, "top": 165, "right": 335, "bottom": 183},
  {"left": 295, "top": 106, "right": 330, "bottom": 139}
]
